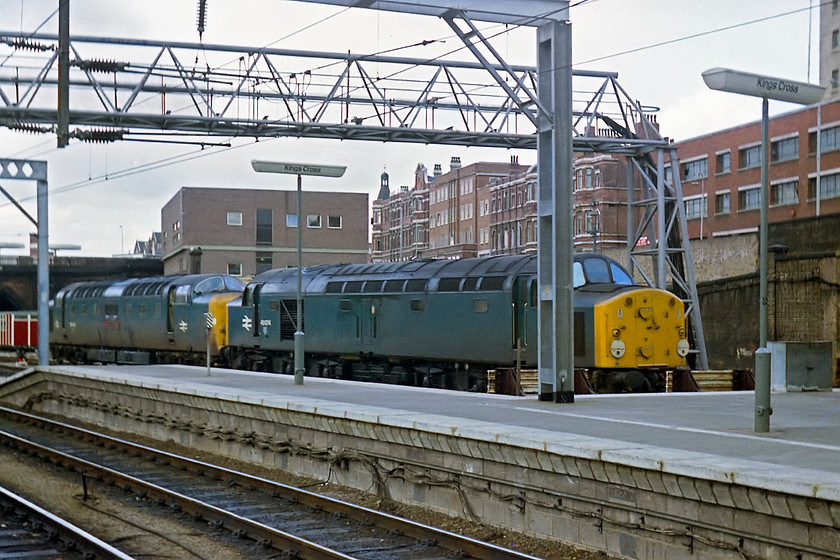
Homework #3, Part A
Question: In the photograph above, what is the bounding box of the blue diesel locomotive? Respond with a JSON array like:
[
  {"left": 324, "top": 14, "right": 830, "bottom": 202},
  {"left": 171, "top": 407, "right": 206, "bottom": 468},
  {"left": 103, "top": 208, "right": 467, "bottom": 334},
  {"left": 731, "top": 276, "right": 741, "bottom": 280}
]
[{"left": 222, "top": 253, "right": 690, "bottom": 392}]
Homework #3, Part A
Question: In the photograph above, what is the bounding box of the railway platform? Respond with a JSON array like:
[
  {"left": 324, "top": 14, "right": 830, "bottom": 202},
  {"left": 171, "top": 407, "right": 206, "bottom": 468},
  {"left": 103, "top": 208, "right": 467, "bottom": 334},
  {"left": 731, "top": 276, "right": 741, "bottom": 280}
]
[{"left": 0, "top": 364, "right": 838, "bottom": 560}]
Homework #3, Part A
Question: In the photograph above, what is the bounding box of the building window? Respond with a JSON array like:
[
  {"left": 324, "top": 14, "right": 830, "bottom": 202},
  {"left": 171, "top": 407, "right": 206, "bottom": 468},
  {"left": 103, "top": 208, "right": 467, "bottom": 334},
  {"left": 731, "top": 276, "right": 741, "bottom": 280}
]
[
  {"left": 739, "top": 145, "right": 761, "bottom": 170},
  {"left": 808, "top": 172, "right": 840, "bottom": 200},
  {"left": 227, "top": 263, "right": 242, "bottom": 276},
  {"left": 770, "top": 137, "right": 798, "bottom": 163},
  {"left": 738, "top": 186, "right": 761, "bottom": 211},
  {"left": 328, "top": 215, "right": 342, "bottom": 229},
  {"left": 307, "top": 215, "right": 321, "bottom": 228},
  {"left": 226, "top": 211, "right": 242, "bottom": 226},
  {"left": 810, "top": 125, "right": 840, "bottom": 153},
  {"left": 286, "top": 214, "right": 298, "bottom": 227},
  {"left": 684, "top": 196, "right": 707, "bottom": 220},
  {"left": 771, "top": 180, "right": 799, "bottom": 206},
  {"left": 716, "top": 152, "right": 731, "bottom": 174},
  {"left": 256, "top": 208, "right": 272, "bottom": 246},
  {"left": 255, "top": 252, "right": 272, "bottom": 275},
  {"left": 715, "top": 192, "right": 730, "bottom": 215},
  {"left": 681, "top": 158, "right": 708, "bottom": 181},
  {"left": 834, "top": 30, "right": 840, "bottom": 49},
  {"left": 585, "top": 168, "right": 593, "bottom": 188},
  {"left": 833, "top": 69, "right": 840, "bottom": 89}
]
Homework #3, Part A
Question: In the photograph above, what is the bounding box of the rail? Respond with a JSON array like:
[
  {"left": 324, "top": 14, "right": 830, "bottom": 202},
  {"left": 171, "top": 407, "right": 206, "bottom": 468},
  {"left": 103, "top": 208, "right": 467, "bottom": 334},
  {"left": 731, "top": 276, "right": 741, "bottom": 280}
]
[{"left": 0, "top": 406, "right": 542, "bottom": 560}]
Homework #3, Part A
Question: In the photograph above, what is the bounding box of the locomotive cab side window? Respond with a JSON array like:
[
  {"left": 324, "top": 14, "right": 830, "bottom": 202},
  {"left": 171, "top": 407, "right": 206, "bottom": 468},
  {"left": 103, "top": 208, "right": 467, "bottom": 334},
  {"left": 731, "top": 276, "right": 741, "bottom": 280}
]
[
  {"left": 573, "top": 263, "right": 585, "bottom": 288},
  {"left": 195, "top": 276, "right": 225, "bottom": 294},
  {"left": 174, "top": 285, "right": 191, "bottom": 305},
  {"left": 583, "top": 258, "right": 610, "bottom": 284},
  {"left": 610, "top": 263, "right": 634, "bottom": 285}
]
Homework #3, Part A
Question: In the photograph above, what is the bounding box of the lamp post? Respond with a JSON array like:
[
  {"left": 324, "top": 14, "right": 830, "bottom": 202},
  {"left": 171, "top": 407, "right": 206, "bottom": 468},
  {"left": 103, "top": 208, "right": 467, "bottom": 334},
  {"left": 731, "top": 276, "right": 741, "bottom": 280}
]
[
  {"left": 702, "top": 68, "right": 824, "bottom": 433},
  {"left": 251, "top": 160, "right": 347, "bottom": 385},
  {"left": 585, "top": 202, "right": 600, "bottom": 253}
]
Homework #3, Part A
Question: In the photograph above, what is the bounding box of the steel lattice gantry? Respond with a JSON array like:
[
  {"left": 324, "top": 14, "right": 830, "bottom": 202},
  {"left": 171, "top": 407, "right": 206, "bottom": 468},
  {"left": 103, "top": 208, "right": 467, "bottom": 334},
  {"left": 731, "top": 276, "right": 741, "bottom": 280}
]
[{"left": 0, "top": 0, "right": 707, "bottom": 394}]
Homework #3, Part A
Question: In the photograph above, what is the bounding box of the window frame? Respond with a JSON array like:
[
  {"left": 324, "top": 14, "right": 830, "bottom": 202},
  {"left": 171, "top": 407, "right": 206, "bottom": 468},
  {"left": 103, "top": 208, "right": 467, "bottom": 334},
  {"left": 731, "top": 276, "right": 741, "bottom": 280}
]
[{"left": 226, "top": 211, "right": 243, "bottom": 226}]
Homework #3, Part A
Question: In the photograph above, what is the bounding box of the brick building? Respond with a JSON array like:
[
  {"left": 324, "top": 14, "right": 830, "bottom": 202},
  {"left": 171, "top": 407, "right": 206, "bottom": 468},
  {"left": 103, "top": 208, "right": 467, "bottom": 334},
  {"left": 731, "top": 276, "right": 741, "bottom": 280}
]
[
  {"left": 673, "top": 99, "right": 840, "bottom": 242},
  {"left": 424, "top": 157, "right": 528, "bottom": 259},
  {"left": 571, "top": 154, "right": 634, "bottom": 252},
  {"left": 370, "top": 166, "right": 430, "bottom": 262},
  {"left": 821, "top": 0, "right": 840, "bottom": 99},
  {"left": 372, "top": 154, "right": 638, "bottom": 262},
  {"left": 160, "top": 187, "right": 369, "bottom": 277},
  {"left": 488, "top": 165, "right": 537, "bottom": 256}
]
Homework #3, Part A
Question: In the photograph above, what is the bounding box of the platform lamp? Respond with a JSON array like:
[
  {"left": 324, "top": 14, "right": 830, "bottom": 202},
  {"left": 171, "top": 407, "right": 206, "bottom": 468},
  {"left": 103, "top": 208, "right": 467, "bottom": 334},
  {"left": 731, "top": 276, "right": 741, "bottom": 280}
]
[
  {"left": 251, "top": 160, "right": 347, "bottom": 385},
  {"left": 702, "top": 68, "right": 824, "bottom": 433}
]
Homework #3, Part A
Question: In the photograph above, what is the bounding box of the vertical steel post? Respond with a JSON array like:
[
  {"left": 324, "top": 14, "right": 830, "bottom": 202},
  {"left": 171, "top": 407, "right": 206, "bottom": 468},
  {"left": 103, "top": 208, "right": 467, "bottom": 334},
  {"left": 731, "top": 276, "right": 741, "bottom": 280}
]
[
  {"left": 536, "top": 19, "right": 574, "bottom": 403},
  {"left": 626, "top": 159, "right": 635, "bottom": 275},
  {"left": 656, "top": 150, "right": 667, "bottom": 289},
  {"left": 755, "top": 98, "right": 771, "bottom": 433},
  {"left": 57, "top": 0, "right": 70, "bottom": 148},
  {"left": 37, "top": 178, "right": 49, "bottom": 365},
  {"left": 294, "top": 173, "right": 305, "bottom": 385}
]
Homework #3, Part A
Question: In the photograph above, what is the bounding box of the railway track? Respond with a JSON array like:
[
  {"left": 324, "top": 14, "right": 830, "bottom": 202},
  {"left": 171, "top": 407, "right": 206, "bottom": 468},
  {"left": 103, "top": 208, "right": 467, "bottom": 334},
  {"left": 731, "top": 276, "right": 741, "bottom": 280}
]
[
  {"left": 0, "top": 405, "right": 543, "bottom": 560},
  {"left": 0, "top": 484, "right": 136, "bottom": 559}
]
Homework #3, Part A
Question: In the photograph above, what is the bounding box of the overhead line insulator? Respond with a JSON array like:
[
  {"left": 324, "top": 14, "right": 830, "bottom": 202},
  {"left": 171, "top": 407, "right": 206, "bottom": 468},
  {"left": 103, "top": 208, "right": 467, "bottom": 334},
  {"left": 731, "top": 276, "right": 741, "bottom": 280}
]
[
  {"left": 73, "top": 59, "right": 127, "bottom": 73},
  {"left": 72, "top": 128, "right": 125, "bottom": 143},
  {"left": 2, "top": 37, "right": 54, "bottom": 52},
  {"left": 7, "top": 122, "right": 52, "bottom": 134},
  {"left": 197, "top": 0, "right": 208, "bottom": 40}
]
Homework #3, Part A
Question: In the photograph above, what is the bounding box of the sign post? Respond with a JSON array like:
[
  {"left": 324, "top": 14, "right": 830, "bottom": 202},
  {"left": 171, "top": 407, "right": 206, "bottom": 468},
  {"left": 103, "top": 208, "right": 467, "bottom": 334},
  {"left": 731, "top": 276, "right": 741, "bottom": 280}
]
[
  {"left": 702, "top": 68, "right": 824, "bottom": 433},
  {"left": 251, "top": 160, "right": 347, "bottom": 385}
]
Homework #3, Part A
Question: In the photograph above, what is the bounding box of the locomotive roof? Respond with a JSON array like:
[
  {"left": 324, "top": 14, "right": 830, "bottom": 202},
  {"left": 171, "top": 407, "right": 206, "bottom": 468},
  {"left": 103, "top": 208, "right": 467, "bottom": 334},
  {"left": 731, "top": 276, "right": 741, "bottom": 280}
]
[
  {"left": 57, "top": 273, "right": 244, "bottom": 299},
  {"left": 253, "top": 253, "right": 633, "bottom": 295}
]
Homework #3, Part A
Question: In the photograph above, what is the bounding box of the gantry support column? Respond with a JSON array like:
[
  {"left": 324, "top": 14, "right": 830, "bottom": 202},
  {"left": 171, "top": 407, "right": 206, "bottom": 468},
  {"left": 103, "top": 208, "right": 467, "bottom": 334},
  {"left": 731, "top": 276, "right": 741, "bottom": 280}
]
[{"left": 537, "top": 19, "right": 574, "bottom": 402}]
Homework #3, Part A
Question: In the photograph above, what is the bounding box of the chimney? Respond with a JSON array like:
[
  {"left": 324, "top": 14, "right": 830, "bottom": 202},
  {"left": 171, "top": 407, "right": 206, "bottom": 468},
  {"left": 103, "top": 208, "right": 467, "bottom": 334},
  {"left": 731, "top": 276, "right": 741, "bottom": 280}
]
[
  {"left": 449, "top": 156, "right": 461, "bottom": 171},
  {"left": 510, "top": 155, "right": 519, "bottom": 166},
  {"left": 401, "top": 185, "right": 409, "bottom": 193},
  {"left": 433, "top": 164, "right": 442, "bottom": 177}
]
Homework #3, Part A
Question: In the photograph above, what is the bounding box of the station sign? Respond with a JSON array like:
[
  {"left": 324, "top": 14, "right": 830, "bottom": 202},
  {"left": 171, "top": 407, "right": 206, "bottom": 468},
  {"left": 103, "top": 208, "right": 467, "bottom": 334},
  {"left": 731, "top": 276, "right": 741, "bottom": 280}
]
[
  {"left": 251, "top": 160, "right": 347, "bottom": 177},
  {"left": 702, "top": 68, "right": 824, "bottom": 105}
]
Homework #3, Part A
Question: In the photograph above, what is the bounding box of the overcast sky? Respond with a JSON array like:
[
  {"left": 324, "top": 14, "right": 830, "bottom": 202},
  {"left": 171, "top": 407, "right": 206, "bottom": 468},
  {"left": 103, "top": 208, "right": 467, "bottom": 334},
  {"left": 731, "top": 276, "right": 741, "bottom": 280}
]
[{"left": 0, "top": 0, "right": 822, "bottom": 257}]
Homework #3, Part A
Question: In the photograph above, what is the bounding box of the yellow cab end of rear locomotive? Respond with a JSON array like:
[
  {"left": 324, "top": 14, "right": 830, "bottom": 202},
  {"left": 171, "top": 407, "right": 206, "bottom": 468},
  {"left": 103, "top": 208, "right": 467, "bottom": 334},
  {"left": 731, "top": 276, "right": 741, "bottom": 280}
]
[
  {"left": 592, "top": 288, "right": 689, "bottom": 370},
  {"left": 207, "top": 293, "right": 238, "bottom": 354}
]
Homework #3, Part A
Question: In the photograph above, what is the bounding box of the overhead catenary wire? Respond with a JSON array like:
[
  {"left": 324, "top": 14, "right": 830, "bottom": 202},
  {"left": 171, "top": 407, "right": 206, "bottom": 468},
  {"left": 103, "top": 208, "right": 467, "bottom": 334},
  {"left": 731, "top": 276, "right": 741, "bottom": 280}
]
[{"left": 0, "top": 0, "right": 820, "bottom": 204}]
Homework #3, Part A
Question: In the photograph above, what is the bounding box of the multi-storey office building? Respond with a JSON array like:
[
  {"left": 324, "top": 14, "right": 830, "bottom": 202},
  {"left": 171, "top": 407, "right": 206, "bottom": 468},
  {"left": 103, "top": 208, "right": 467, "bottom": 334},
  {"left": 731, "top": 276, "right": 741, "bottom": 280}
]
[
  {"left": 673, "top": 99, "right": 840, "bottom": 242},
  {"left": 821, "top": 0, "right": 840, "bottom": 100},
  {"left": 160, "top": 187, "right": 369, "bottom": 276}
]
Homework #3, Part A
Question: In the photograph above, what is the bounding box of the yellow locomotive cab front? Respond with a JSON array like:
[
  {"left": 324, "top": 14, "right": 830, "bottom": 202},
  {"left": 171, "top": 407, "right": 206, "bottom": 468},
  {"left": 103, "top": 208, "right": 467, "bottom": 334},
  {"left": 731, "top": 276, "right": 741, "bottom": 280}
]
[{"left": 593, "top": 288, "right": 689, "bottom": 371}]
